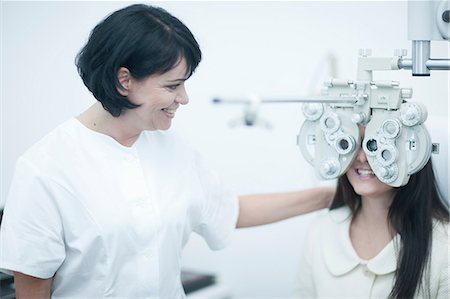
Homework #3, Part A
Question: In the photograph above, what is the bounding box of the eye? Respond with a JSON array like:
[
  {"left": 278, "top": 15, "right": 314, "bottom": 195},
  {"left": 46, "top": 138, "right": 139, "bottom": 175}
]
[{"left": 166, "top": 84, "right": 180, "bottom": 91}]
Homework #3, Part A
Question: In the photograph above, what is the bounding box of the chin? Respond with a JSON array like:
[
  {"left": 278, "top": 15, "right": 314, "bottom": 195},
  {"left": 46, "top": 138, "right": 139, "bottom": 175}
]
[
  {"left": 354, "top": 189, "right": 379, "bottom": 198},
  {"left": 148, "top": 120, "right": 171, "bottom": 131},
  {"left": 353, "top": 183, "right": 395, "bottom": 199},
  {"left": 157, "top": 124, "right": 172, "bottom": 131}
]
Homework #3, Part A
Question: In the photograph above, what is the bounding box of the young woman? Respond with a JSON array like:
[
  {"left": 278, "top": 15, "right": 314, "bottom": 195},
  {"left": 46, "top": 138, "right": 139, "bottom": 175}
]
[{"left": 296, "top": 126, "right": 449, "bottom": 298}]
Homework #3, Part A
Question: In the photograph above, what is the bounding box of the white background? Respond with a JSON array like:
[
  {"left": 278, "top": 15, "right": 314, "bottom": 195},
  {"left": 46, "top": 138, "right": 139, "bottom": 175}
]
[{"left": 1, "top": 1, "right": 449, "bottom": 297}]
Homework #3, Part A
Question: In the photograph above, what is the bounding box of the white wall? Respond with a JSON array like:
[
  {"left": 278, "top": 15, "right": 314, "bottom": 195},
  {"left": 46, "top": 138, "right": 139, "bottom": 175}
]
[{"left": 2, "top": 1, "right": 449, "bottom": 297}]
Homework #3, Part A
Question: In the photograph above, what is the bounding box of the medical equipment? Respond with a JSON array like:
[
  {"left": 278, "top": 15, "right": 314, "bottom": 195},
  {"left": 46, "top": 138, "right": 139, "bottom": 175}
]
[
  {"left": 213, "top": 0, "right": 449, "bottom": 187},
  {"left": 297, "top": 0, "right": 449, "bottom": 186},
  {"left": 297, "top": 50, "right": 433, "bottom": 187},
  {"left": 213, "top": 96, "right": 273, "bottom": 129},
  {"left": 402, "top": 0, "right": 450, "bottom": 76}
]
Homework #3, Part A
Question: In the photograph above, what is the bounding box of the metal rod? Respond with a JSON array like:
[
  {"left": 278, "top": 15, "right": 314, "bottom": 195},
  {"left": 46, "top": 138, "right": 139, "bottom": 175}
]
[
  {"left": 212, "top": 97, "right": 357, "bottom": 104},
  {"left": 399, "top": 58, "right": 450, "bottom": 70},
  {"left": 426, "top": 59, "right": 450, "bottom": 70},
  {"left": 412, "top": 40, "right": 430, "bottom": 75},
  {"left": 399, "top": 58, "right": 413, "bottom": 69}
]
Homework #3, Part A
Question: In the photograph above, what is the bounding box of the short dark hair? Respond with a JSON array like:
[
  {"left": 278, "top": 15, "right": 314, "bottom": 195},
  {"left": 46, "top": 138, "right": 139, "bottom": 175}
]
[{"left": 75, "top": 4, "right": 202, "bottom": 117}]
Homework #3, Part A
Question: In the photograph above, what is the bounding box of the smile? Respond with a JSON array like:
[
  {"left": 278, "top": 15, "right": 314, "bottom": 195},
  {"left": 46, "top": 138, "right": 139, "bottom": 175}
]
[
  {"left": 162, "top": 108, "right": 176, "bottom": 113},
  {"left": 357, "top": 169, "right": 375, "bottom": 177},
  {"left": 162, "top": 108, "right": 176, "bottom": 118}
]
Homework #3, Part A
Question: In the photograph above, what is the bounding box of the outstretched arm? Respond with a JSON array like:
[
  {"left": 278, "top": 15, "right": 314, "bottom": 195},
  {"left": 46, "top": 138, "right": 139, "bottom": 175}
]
[
  {"left": 14, "top": 271, "right": 52, "bottom": 299},
  {"left": 236, "top": 186, "right": 334, "bottom": 228}
]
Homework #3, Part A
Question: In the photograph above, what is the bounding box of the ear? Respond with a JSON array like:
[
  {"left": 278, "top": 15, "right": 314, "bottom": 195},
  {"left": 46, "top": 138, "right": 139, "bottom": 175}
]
[{"left": 117, "top": 67, "right": 132, "bottom": 96}]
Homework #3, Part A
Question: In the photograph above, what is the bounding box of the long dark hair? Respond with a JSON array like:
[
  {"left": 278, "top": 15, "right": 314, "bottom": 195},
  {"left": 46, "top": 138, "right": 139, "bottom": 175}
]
[{"left": 330, "top": 159, "right": 449, "bottom": 298}]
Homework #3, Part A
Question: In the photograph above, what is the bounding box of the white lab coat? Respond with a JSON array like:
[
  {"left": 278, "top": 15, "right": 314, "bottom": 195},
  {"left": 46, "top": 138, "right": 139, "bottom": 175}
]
[{"left": 0, "top": 118, "right": 239, "bottom": 298}]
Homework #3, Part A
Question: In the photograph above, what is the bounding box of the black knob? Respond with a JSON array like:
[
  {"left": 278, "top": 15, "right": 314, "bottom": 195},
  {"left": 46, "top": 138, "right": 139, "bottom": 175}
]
[{"left": 443, "top": 10, "right": 450, "bottom": 23}]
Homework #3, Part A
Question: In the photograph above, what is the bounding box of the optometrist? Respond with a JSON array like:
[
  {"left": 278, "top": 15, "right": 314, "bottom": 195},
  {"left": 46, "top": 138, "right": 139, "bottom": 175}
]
[{"left": 0, "top": 4, "right": 333, "bottom": 299}]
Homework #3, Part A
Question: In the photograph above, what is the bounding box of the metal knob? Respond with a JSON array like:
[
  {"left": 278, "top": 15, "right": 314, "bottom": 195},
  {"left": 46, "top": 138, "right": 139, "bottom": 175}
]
[
  {"left": 378, "top": 165, "right": 399, "bottom": 184},
  {"left": 400, "top": 102, "right": 427, "bottom": 126},
  {"left": 359, "top": 48, "right": 372, "bottom": 57},
  {"left": 302, "top": 103, "right": 324, "bottom": 121},
  {"left": 394, "top": 49, "right": 408, "bottom": 57},
  {"left": 400, "top": 88, "right": 413, "bottom": 99},
  {"left": 319, "top": 159, "right": 340, "bottom": 179},
  {"left": 351, "top": 112, "right": 367, "bottom": 124}
]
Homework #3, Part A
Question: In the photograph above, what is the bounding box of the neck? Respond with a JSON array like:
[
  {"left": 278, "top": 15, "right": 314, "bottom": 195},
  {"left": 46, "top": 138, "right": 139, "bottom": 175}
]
[
  {"left": 77, "top": 102, "right": 141, "bottom": 147},
  {"left": 349, "top": 193, "right": 396, "bottom": 259},
  {"left": 354, "top": 193, "right": 396, "bottom": 235}
]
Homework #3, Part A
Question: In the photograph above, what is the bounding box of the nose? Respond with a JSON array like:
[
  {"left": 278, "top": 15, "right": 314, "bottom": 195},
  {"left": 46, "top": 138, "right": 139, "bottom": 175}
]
[
  {"left": 175, "top": 85, "right": 189, "bottom": 105},
  {"left": 356, "top": 147, "right": 368, "bottom": 163}
]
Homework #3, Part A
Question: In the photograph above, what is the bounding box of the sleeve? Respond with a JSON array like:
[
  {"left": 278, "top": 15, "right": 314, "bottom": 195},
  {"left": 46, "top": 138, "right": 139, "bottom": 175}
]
[
  {"left": 293, "top": 219, "right": 318, "bottom": 298},
  {"left": 0, "top": 157, "right": 65, "bottom": 278},
  {"left": 192, "top": 152, "right": 239, "bottom": 250}
]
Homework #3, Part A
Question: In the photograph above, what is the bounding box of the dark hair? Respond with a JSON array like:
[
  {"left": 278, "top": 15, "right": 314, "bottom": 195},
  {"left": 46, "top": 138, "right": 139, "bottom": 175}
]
[
  {"left": 331, "top": 159, "right": 449, "bottom": 299},
  {"left": 75, "top": 4, "right": 202, "bottom": 117}
]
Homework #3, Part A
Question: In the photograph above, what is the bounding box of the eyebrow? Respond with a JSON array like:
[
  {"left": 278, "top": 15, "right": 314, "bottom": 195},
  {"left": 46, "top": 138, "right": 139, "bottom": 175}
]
[{"left": 166, "top": 78, "right": 187, "bottom": 83}]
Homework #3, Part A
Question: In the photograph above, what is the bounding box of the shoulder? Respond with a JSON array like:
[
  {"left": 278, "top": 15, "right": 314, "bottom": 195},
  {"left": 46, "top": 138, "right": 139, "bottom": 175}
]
[
  {"left": 328, "top": 206, "right": 352, "bottom": 223},
  {"left": 428, "top": 220, "right": 449, "bottom": 295},
  {"left": 311, "top": 205, "right": 351, "bottom": 224},
  {"left": 19, "top": 118, "right": 79, "bottom": 169},
  {"left": 303, "top": 206, "right": 353, "bottom": 253},
  {"left": 305, "top": 206, "right": 351, "bottom": 239},
  {"left": 300, "top": 206, "right": 353, "bottom": 273},
  {"left": 21, "top": 119, "right": 79, "bottom": 161},
  {"left": 431, "top": 221, "right": 449, "bottom": 251},
  {"left": 429, "top": 220, "right": 449, "bottom": 272}
]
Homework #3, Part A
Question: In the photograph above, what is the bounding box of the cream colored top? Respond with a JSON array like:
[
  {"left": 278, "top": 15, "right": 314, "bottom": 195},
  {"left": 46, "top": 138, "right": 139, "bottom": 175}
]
[{"left": 296, "top": 207, "right": 449, "bottom": 298}]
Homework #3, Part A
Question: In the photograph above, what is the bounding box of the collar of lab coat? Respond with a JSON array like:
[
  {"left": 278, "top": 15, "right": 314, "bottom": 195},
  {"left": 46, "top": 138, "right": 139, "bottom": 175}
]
[{"left": 322, "top": 207, "right": 399, "bottom": 276}]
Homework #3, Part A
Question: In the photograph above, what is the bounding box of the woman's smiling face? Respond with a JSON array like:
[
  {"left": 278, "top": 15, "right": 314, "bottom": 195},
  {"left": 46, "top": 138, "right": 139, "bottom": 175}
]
[
  {"left": 123, "top": 58, "right": 190, "bottom": 131},
  {"left": 346, "top": 126, "right": 395, "bottom": 200}
]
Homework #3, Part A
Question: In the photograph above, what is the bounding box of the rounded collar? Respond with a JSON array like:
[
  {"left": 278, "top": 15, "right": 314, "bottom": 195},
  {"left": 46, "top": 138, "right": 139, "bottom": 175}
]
[
  {"left": 323, "top": 207, "right": 399, "bottom": 276},
  {"left": 70, "top": 117, "right": 144, "bottom": 159}
]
